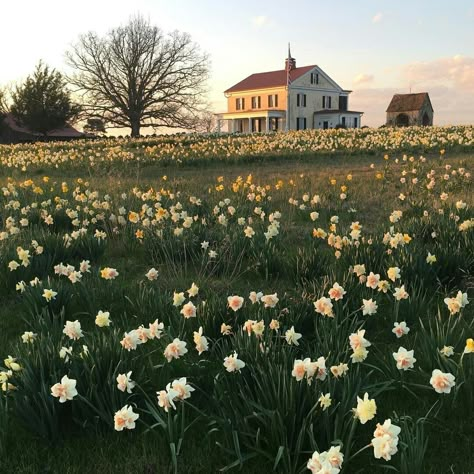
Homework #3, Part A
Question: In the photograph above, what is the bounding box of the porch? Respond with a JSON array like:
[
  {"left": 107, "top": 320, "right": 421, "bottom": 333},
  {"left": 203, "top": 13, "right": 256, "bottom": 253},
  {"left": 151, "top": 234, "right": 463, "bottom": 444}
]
[{"left": 221, "top": 110, "right": 286, "bottom": 133}]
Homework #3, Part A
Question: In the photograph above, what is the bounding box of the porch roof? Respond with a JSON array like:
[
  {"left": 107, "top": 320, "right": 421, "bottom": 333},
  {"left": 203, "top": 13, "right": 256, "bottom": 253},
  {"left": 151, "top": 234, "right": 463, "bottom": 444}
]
[
  {"left": 221, "top": 110, "right": 286, "bottom": 120},
  {"left": 314, "top": 110, "right": 364, "bottom": 115}
]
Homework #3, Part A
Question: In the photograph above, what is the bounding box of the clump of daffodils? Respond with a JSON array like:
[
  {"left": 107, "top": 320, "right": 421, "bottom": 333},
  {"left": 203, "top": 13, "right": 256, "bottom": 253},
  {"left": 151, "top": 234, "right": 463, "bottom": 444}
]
[
  {"left": 157, "top": 377, "right": 195, "bottom": 412},
  {"left": 307, "top": 445, "right": 343, "bottom": 473},
  {"left": 372, "top": 419, "right": 401, "bottom": 461}
]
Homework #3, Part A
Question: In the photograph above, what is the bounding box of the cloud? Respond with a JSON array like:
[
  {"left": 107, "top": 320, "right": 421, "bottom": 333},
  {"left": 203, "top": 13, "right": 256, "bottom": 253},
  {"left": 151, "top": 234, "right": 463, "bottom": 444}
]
[
  {"left": 251, "top": 16, "right": 268, "bottom": 27},
  {"left": 401, "top": 55, "right": 474, "bottom": 92},
  {"left": 353, "top": 73, "right": 374, "bottom": 85},
  {"left": 372, "top": 12, "right": 383, "bottom": 23},
  {"left": 348, "top": 55, "right": 474, "bottom": 127}
]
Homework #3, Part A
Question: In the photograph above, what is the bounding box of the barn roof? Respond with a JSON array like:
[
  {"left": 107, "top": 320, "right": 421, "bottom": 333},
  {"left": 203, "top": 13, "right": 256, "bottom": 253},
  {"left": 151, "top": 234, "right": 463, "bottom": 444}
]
[
  {"left": 2, "top": 113, "right": 83, "bottom": 138},
  {"left": 3, "top": 113, "right": 40, "bottom": 136},
  {"left": 386, "top": 93, "right": 432, "bottom": 113},
  {"left": 225, "top": 65, "right": 317, "bottom": 93}
]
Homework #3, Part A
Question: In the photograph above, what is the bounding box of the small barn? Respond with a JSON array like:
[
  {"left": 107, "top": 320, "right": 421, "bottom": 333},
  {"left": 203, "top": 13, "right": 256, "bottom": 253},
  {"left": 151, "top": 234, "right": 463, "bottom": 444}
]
[
  {"left": 0, "top": 113, "right": 84, "bottom": 144},
  {"left": 386, "top": 92, "right": 433, "bottom": 127}
]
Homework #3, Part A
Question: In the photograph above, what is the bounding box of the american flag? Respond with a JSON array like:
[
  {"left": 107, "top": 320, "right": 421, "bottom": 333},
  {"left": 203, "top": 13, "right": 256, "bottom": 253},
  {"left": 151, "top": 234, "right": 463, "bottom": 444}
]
[{"left": 286, "top": 44, "right": 293, "bottom": 88}]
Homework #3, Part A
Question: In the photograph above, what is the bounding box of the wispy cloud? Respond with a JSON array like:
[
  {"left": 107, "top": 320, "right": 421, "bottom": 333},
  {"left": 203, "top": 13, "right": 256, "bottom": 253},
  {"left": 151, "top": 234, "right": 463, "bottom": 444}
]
[
  {"left": 350, "top": 55, "right": 474, "bottom": 127},
  {"left": 372, "top": 12, "right": 383, "bottom": 23},
  {"left": 353, "top": 73, "right": 374, "bottom": 85},
  {"left": 251, "top": 16, "right": 269, "bottom": 27},
  {"left": 401, "top": 55, "right": 474, "bottom": 92}
]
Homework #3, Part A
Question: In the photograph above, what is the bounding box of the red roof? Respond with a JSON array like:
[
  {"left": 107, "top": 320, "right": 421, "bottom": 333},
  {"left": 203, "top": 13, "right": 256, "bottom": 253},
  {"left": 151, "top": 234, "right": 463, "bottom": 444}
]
[
  {"left": 386, "top": 93, "right": 432, "bottom": 113},
  {"left": 3, "top": 113, "right": 40, "bottom": 136},
  {"left": 225, "top": 65, "right": 317, "bottom": 93},
  {"left": 2, "top": 113, "right": 83, "bottom": 138},
  {"left": 48, "top": 124, "right": 84, "bottom": 138}
]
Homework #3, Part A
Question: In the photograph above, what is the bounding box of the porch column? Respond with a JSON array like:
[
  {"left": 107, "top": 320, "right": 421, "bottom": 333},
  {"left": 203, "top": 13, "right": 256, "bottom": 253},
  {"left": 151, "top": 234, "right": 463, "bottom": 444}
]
[
  {"left": 265, "top": 116, "right": 270, "bottom": 132},
  {"left": 248, "top": 118, "right": 252, "bottom": 133}
]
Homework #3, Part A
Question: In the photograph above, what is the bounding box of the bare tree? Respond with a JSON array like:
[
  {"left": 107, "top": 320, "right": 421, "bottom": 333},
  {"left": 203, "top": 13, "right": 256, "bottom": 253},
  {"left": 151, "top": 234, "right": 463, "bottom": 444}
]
[
  {"left": 66, "top": 16, "right": 210, "bottom": 137},
  {"left": 193, "top": 110, "right": 217, "bottom": 133},
  {"left": 0, "top": 88, "right": 8, "bottom": 138},
  {"left": 0, "top": 87, "right": 8, "bottom": 115}
]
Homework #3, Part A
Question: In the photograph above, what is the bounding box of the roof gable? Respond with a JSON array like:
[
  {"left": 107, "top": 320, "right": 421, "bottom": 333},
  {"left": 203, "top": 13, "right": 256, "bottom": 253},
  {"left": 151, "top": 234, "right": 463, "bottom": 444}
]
[
  {"left": 292, "top": 65, "right": 344, "bottom": 92},
  {"left": 225, "top": 65, "right": 316, "bottom": 93},
  {"left": 386, "top": 93, "right": 433, "bottom": 113}
]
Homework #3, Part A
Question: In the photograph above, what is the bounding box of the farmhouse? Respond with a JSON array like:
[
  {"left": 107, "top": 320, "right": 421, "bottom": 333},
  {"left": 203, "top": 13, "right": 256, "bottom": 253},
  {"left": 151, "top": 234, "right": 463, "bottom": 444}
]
[
  {"left": 386, "top": 93, "right": 434, "bottom": 127},
  {"left": 221, "top": 52, "right": 363, "bottom": 133},
  {"left": 0, "top": 113, "right": 84, "bottom": 143}
]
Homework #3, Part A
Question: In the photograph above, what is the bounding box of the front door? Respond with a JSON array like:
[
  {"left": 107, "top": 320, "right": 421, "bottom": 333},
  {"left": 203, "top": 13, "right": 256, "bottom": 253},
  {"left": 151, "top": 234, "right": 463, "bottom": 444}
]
[{"left": 323, "top": 121, "right": 329, "bottom": 130}]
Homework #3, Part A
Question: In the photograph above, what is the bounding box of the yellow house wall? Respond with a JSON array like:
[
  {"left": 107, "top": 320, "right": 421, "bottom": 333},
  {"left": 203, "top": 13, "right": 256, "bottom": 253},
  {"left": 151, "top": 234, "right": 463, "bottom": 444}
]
[{"left": 226, "top": 88, "right": 287, "bottom": 113}]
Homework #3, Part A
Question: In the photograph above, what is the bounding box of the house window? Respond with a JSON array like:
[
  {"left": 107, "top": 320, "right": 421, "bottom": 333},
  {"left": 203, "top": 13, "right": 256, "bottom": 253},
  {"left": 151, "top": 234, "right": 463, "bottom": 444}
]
[
  {"left": 296, "top": 117, "right": 307, "bottom": 130},
  {"left": 311, "top": 73, "right": 319, "bottom": 85},
  {"left": 268, "top": 94, "right": 278, "bottom": 107},
  {"left": 341, "top": 117, "right": 346, "bottom": 127},
  {"left": 236, "top": 98, "right": 246, "bottom": 110},
  {"left": 322, "top": 96, "right": 331, "bottom": 109},
  {"left": 252, "top": 96, "right": 261, "bottom": 109},
  {"left": 297, "top": 94, "right": 306, "bottom": 107},
  {"left": 339, "top": 96, "right": 348, "bottom": 111}
]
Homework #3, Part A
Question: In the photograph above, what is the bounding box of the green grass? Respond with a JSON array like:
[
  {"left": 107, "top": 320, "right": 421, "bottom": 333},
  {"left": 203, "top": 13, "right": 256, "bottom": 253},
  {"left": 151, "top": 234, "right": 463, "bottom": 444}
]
[{"left": 0, "top": 150, "right": 473, "bottom": 474}]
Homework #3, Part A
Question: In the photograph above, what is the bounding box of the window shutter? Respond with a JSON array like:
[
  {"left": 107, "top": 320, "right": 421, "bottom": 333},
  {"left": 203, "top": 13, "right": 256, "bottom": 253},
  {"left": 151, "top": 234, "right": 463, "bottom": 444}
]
[
  {"left": 258, "top": 96, "right": 261, "bottom": 108},
  {"left": 304, "top": 118, "right": 307, "bottom": 130},
  {"left": 303, "top": 95, "right": 307, "bottom": 107},
  {"left": 322, "top": 96, "right": 326, "bottom": 108},
  {"left": 328, "top": 97, "right": 332, "bottom": 109},
  {"left": 275, "top": 94, "right": 278, "bottom": 107},
  {"left": 297, "top": 94, "right": 300, "bottom": 107},
  {"left": 242, "top": 98, "right": 245, "bottom": 109}
]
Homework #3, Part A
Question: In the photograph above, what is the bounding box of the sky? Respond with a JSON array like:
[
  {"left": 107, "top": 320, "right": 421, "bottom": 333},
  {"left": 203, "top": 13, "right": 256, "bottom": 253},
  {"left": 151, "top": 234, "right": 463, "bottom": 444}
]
[{"left": 1, "top": 0, "right": 474, "bottom": 128}]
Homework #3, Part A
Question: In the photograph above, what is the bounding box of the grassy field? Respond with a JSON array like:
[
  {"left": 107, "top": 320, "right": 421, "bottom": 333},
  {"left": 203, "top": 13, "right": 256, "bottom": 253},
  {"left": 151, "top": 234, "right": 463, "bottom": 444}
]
[{"left": 0, "top": 145, "right": 473, "bottom": 474}]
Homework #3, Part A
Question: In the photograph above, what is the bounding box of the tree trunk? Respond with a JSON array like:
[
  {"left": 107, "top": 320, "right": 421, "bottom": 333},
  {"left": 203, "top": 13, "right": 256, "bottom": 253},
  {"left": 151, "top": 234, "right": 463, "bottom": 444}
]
[{"left": 131, "top": 119, "right": 140, "bottom": 138}]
